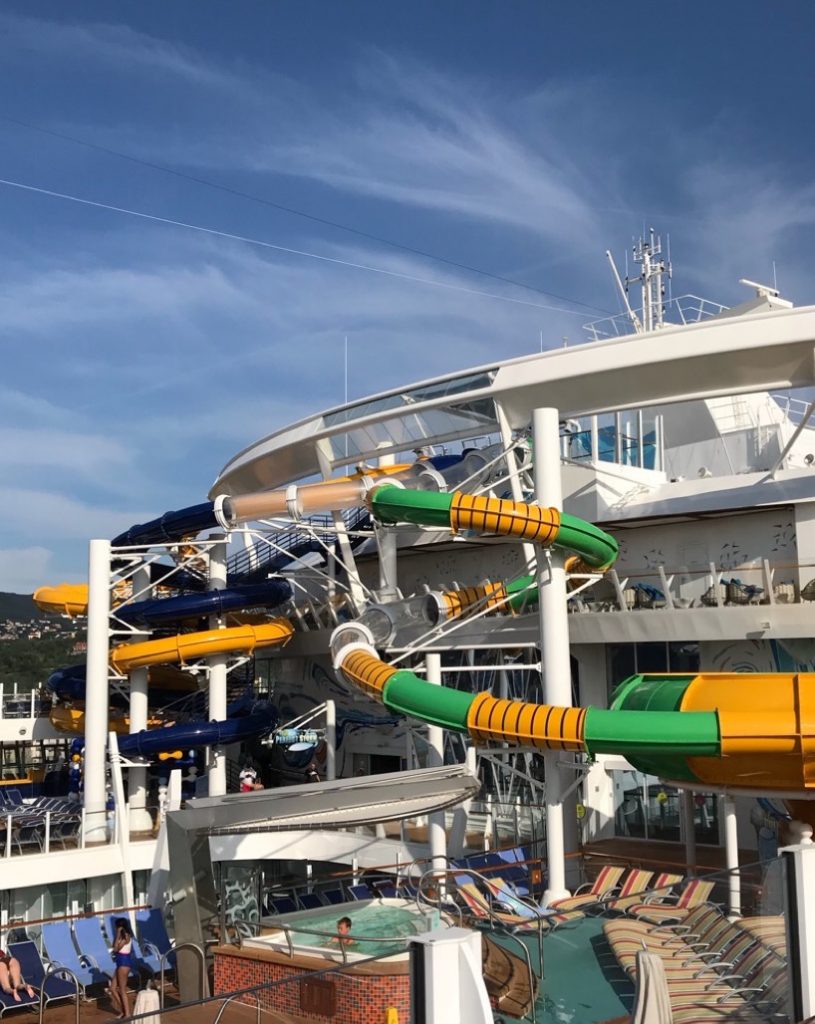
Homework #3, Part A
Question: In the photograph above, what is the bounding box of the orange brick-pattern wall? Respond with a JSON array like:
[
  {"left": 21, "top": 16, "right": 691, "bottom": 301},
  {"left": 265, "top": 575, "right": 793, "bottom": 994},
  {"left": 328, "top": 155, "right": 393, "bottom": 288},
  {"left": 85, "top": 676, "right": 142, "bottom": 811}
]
[{"left": 213, "top": 949, "right": 411, "bottom": 1024}]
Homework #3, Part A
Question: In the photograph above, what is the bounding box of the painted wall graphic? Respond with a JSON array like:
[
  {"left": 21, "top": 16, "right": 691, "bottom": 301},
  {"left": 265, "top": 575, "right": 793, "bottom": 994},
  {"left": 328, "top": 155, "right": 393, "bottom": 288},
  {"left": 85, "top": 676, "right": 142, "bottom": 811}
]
[{"left": 705, "top": 637, "right": 815, "bottom": 674}]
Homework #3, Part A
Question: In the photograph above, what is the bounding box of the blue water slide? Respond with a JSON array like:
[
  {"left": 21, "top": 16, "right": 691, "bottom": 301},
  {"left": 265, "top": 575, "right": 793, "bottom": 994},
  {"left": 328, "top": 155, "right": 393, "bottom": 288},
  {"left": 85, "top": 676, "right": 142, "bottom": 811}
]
[
  {"left": 118, "top": 701, "right": 278, "bottom": 757},
  {"left": 149, "top": 563, "right": 207, "bottom": 591},
  {"left": 114, "top": 581, "right": 291, "bottom": 626},
  {"left": 112, "top": 502, "right": 218, "bottom": 548}
]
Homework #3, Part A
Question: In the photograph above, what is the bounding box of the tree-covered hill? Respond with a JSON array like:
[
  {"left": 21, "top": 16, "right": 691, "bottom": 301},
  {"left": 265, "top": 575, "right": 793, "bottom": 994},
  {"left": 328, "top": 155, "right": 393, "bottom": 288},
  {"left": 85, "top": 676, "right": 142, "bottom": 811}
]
[
  {"left": 0, "top": 592, "right": 45, "bottom": 621},
  {"left": 0, "top": 636, "right": 82, "bottom": 689}
]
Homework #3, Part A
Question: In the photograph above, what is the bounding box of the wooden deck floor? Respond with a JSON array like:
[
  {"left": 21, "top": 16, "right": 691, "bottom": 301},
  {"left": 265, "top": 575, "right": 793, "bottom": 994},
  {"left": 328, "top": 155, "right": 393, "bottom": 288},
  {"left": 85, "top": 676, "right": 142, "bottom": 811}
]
[{"left": 37, "top": 990, "right": 309, "bottom": 1024}]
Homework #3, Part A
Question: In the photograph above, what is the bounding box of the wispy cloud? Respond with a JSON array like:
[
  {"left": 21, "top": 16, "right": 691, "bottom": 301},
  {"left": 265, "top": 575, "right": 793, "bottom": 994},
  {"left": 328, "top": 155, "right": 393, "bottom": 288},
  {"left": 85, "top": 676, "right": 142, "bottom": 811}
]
[
  {"left": 0, "top": 12, "right": 250, "bottom": 95},
  {"left": 0, "top": 546, "right": 60, "bottom": 594},
  {"left": 0, "top": 487, "right": 153, "bottom": 543}
]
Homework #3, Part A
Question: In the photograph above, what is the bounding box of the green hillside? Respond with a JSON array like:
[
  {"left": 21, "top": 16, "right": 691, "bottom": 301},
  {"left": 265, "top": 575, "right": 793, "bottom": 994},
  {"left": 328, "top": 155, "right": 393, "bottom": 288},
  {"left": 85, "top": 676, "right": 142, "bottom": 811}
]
[
  {"left": 0, "top": 592, "right": 46, "bottom": 621},
  {"left": 0, "top": 636, "right": 81, "bottom": 689}
]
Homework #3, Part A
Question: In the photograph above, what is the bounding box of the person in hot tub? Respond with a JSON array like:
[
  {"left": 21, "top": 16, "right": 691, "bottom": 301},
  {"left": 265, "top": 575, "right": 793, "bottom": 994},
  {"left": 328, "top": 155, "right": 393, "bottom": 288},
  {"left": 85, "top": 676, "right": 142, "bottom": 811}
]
[{"left": 329, "top": 916, "right": 356, "bottom": 948}]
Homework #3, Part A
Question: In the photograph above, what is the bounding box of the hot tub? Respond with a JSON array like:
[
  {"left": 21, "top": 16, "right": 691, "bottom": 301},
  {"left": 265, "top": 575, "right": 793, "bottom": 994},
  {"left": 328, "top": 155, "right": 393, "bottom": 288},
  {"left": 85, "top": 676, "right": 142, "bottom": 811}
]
[{"left": 248, "top": 897, "right": 441, "bottom": 962}]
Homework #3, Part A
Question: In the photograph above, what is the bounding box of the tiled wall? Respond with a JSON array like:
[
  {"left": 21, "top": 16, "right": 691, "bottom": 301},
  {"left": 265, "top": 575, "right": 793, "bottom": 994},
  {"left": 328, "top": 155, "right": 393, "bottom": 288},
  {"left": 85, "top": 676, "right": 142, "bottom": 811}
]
[{"left": 214, "top": 948, "right": 410, "bottom": 1023}]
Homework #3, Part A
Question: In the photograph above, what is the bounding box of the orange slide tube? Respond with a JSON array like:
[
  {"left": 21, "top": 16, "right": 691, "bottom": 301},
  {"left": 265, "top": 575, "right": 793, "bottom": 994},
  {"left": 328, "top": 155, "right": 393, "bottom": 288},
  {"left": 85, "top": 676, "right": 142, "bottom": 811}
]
[{"left": 110, "top": 619, "right": 293, "bottom": 672}]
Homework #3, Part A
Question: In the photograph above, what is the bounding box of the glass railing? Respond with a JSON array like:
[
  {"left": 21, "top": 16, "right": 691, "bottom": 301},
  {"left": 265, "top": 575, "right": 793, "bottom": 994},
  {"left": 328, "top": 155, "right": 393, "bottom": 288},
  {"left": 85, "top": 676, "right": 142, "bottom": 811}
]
[{"left": 568, "top": 560, "right": 812, "bottom": 614}]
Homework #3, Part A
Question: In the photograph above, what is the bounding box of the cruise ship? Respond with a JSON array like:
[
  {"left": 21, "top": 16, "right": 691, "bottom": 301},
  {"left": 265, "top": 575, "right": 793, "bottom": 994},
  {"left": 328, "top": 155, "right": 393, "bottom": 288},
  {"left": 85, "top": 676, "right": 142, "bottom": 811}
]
[{"left": 4, "top": 233, "right": 815, "bottom": 1023}]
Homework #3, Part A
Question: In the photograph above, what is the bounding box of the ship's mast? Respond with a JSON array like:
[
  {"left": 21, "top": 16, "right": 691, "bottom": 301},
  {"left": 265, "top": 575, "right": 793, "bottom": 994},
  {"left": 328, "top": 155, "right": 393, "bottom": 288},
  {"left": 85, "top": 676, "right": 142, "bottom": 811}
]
[
  {"left": 628, "top": 228, "right": 672, "bottom": 332},
  {"left": 606, "top": 228, "right": 672, "bottom": 334}
]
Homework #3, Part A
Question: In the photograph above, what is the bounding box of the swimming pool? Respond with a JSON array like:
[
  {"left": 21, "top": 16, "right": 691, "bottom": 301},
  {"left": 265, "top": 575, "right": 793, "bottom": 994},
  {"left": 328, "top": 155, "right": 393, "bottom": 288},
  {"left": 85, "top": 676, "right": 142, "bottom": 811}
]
[
  {"left": 495, "top": 917, "right": 635, "bottom": 1024},
  {"left": 248, "top": 897, "right": 440, "bottom": 962}
]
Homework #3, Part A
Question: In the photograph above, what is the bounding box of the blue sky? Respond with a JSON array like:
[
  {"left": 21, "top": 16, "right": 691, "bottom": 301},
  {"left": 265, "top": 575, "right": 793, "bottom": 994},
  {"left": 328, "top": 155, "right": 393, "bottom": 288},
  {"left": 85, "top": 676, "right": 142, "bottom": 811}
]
[{"left": 2, "top": 2, "right": 815, "bottom": 592}]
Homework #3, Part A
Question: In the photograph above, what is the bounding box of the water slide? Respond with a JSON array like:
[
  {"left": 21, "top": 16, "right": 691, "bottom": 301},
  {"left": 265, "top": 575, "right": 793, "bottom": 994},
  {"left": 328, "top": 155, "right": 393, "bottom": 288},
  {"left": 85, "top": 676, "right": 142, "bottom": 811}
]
[
  {"left": 36, "top": 455, "right": 815, "bottom": 804},
  {"left": 326, "top": 484, "right": 815, "bottom": 806},
  {"left": 37, "top": 509, "right": 296, "bottom": 756}
]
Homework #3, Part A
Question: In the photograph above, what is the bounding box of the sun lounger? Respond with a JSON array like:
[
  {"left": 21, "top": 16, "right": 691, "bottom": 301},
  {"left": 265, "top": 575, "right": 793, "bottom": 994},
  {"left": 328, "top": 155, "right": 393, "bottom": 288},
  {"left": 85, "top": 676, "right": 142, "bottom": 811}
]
[
  {"left": 135, "top": 909, "right": 175, "bottom": 970},
  {"left": 8, "top": 941, "right": 77, "bottom": 1009},
  {"left": 41, "top": 920, "right": 110, "bottom": 994},
  {"left": 320, "top": 889, "right": 345, "bottom": 905},
  {"left": 456, "top": 881, "right": 572, "bottom": 933},
  {"left": 626, "top": 878, "right": 715, "bottom": 923},
  {"left": 549, "top": 864, "right": 625, "bottom": 912},
  {"left": 606, "top": 871, "right": 682, "bottom": 913},
  {"left": 347, "top": 883, "right": 374, "bottom": 901},
  {"left": 73, "top": 917, "right": 136, "bottom": 980},
  {"left": 296, "top": 893, "right": 323, "bottom": 910}
]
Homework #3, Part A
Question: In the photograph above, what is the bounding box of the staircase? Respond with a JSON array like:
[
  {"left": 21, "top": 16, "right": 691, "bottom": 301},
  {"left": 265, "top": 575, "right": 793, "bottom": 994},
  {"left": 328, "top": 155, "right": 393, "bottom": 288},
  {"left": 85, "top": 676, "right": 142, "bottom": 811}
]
[
  {"left": 227, "top": 506, "right": 373, "bottom": 585},
  {"left": 482, "top": 934, "right": 538, "bottom": 1019}
]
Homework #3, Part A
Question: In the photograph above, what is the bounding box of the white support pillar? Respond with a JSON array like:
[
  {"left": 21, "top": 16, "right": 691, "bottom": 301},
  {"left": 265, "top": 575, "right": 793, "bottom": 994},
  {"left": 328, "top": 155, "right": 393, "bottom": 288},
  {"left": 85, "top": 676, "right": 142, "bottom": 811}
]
[
  {"left": 724, "top": 794, "right": 741, "bottom": 916},
  {"left": 127, "top": 564, "right": 154, "bottom": 832},
  {"left": 207, "top": 537, "right": 228, "bottom": 797},
  {"left": 781, "top": 829, "right": 815, "bottom": 1022},
  {"left": 325, "top": 700, "right": 336, "bottom": 782},
  {"left": 425, "top": 653, "right": 447, "bottom": 882},
  {"left": 376, "top": 526, "right": 399, "bottom": 600},
  {"left": 315, "top": 439, "right": 365, "bottom": 613},
  {"left": 449, "top": 745, "right": 477, "bottom": 857},
  {"left": 533, "top": 407, "right": 572, "bottom": 904},
  {"left": 109, "top": 732, "right": 135, "bottom": 926},
  {"left": 84, "top": 539, "right": 111, "bottom": 842}
]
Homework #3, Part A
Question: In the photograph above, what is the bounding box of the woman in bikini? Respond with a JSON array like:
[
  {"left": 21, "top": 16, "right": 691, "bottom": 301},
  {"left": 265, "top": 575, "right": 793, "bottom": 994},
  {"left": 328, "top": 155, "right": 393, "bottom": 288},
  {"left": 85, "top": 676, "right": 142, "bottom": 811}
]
[
  {"left": 0, "top": 949, "right": 35, "bottom": 1002},
  {"left": 107, "top": 918, "right": 133, "bottom": 1019}
]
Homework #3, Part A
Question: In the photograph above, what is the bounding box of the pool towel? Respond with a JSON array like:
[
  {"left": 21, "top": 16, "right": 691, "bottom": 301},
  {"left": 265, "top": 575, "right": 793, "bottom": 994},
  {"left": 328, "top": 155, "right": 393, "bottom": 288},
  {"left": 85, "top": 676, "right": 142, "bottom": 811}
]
[{"left": 134, "top": 987, "right": 161, "bottom": 1024}]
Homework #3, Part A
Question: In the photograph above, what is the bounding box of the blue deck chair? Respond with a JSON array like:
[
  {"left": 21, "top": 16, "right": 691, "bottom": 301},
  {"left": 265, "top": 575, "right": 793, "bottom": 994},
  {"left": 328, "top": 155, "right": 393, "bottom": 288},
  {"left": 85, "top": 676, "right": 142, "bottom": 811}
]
[
  {"left": 321, "top": 889, "right": 345, "bottom": 905},
  {"left": 296, "top": 893, "right": 323, "bottom": 911},
  {"left": 135, "top": 909, "right": 175, "bottom": 968},
  {"left": 73, "top": 918, "right": 135, "bottom": 980},
  {"left": 5, "top": 790, "right": 23, "bottom": 807},
  {"left": 375, "top": 883, "right": 399, "bottom": 899},
  {"left": 106, "top": 917, "right": 159, "bottom": 975},
  {"left": 0, "top": 986, "right": 37, "bottom": 1016},
  {"left": 8, "top": 941, "right": 77, "bottom": 1008},
  {"left": 271, "top": 897, "right": 297, "bottom": 915},
  {"left": 347, "top": 883, "right": 373, "bottom": 901},
  {"left": 41, "top": 921, "right": 109, "bottom": 994}
]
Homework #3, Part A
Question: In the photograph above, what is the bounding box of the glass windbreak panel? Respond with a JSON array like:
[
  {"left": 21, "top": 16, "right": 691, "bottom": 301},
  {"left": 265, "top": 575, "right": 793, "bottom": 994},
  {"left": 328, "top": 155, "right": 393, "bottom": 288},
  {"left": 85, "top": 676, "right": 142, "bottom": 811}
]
[
  {"left": 692, "top": 792, "right": 719, "bottom": 844},
  {"left": 608, "top": 644, "right": 636, "bottom": 702},
  {"left": 614, "top": 770, "right": 647, "bottom": 839},
  {"left": 329, "top": 398, "right": 499, "bottom": 463},
  {"left": 613, "top": 771, "right": 681, "bottom": 841},
  {"left": 323, "top": 369, "right": 497, "bottom": 427},
  {"left": 637, "top": 642, "right": 668, "bottom": 673},
  {"left": 646, "top": 779, "right": 680, "bottom": 841},
  {"left": 221, "top": 862, "right": 260, "bottom": 925},
  {"left": 668, "top": 641, "right": 700, "bottom": 672}
]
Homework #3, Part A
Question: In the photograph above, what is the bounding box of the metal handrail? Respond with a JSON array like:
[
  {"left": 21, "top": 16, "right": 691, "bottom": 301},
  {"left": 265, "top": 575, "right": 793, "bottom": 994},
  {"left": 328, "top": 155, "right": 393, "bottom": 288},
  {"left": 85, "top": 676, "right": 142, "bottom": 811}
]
[
  {"left": 213, "top": 991, "right": 262, "bottom": 1024},
  {"left": 38, "top": 964, "right": 81, "bottom": 1024},
  {"left": 159, "top": 941, "right": 206, "bottom": 1009},
  {"left": 416, "top": 866, "right": 543, "bottom": 1023}
]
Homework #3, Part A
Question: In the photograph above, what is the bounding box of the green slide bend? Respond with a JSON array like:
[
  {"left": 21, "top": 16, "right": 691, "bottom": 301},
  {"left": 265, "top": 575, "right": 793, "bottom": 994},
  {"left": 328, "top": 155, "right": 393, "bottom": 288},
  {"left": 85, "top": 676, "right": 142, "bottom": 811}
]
[{"left": 370, "top": 485, "right": 618, "bottom": 569}]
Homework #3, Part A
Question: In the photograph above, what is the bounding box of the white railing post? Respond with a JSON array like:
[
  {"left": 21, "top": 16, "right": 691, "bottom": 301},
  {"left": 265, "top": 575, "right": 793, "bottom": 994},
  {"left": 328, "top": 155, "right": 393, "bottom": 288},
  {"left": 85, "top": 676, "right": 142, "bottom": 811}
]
[
  {"left": 5, "top": 815, "right": 11, "bottom": 859},
  {"left": 44, "top": 811, "right": 51, "bottom": 855}
]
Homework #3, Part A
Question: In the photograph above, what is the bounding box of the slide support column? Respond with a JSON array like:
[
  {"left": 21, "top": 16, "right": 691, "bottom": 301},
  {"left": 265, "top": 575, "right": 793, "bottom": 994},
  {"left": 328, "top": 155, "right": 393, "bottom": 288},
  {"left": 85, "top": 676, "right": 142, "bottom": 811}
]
[
  {"left": 426, "top": 653, "right": 448, "bottom": 889},
  {"left": 127, "top": 564, "right": 154, "bottom": 832},
  {"left": 533, "top": 407, "right": 572, "bottom": 904},
  {"left": 84, "top": 539, "right": 111, "bottom": 842},
  {"left": 325, "top": 699, "right": 336, "bottom": 781},
  {"left": 207, "top": 537, "right": 228, "bottom": 797},
  {"left": 724, "top": 795, "right": 741, "bottom": 916}
]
